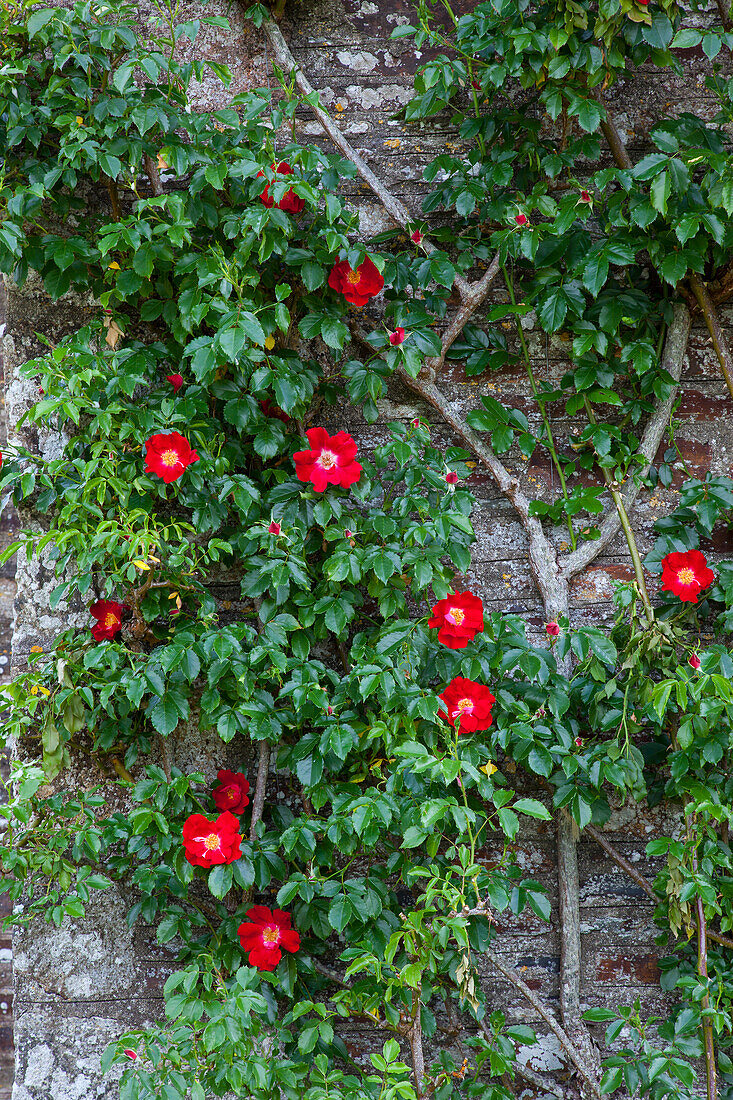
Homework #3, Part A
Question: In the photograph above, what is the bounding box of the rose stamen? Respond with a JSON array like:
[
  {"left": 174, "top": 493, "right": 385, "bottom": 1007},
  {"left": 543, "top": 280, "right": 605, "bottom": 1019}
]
[
  {"left": 446, "top": 607, "right": 465, "bottom": 626},
  {"left": 319, "top": 450, "right": 337, "bottom": 470},
  {"left": 160, "top": 449, "right": 180, "bottom": 468},
  {"left": 676, "top": 567, "right": 696, "bottom": 586},
  {"left": 262, "top": 926, "right": 281, "bottom": 945}
]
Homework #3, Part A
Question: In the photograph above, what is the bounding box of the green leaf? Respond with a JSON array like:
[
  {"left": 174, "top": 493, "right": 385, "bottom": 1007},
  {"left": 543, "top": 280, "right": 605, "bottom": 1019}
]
[
  {"left": 538, "top": 289, "right": 568, "bottom": 333},
  {"left": 658, "top": 251, "right": 688, "bottom": 286},
  {"left": 208, "top": 863, "right": 233, "bottom": 899},
  {"left": 650, "top": 170, "right": 670, "bottom": 215},
  {"left": 582, "top": 253, "right": 609, "bottom": 297},
  {"left": 513, "top": 798, "right": 551, "bottom": 820},
  {"left": 328, "top": 895, "right": 353, "bottom": 933},
  {"left": 148, "top": 695, "right": 182, "bottom": 736}
]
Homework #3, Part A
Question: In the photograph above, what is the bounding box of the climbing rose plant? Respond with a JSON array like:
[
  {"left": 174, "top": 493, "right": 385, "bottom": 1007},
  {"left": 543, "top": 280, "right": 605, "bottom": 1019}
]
[{"left": 1, "top": 0, "right": 733, "bottom": 1098}]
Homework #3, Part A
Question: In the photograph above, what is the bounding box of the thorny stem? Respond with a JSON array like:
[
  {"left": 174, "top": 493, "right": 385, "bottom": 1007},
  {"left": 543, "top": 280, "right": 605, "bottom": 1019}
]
[
  {"left": 583, "top": 397, "right": 655, "bottom": 621},
  {"left": 690, "top": 835, "right": 718, "bottom": 1100},
  {"left": 502, "top": 262, "right": 576, "bottom": 549}
]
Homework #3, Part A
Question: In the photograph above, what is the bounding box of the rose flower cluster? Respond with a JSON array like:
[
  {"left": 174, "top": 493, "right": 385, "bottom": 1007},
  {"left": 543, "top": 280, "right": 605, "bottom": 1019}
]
[{"left": 181, "top": 769, "right": 301, "bottom": 971}]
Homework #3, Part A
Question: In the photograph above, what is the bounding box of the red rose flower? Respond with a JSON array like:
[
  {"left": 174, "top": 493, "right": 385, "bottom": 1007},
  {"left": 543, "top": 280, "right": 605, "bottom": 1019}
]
[
  {"left": 580, "top": 190, "right": 592, "bottom": 203},
  {"left": 238, "top": 905, "right": 300, "bottom": 971},
  {"left": 689, "top": 653, "right": 701, "bottom": 670},
  {"left": 411, "top": 229, "right": 423, "bottom": 244},
  {"left": 166, "top": 374, "right": 184, "bottom": 392},
  {"left": 546, "top": 621, "right": 560, "bottom": 637},
  {"left": 515, "top": 213, "right": 528, "bottom": 226},
  {"left": 293, "top": 427, "right": 362, "bottom": 492},
  {"left": 389, "top": 328, "right": 406, "bottom": 346},
  {"left": 445, "top": 471, "right": 458, "bottom": 485},
  {"left": 574, "top": 736, "right": 583, "bottom": 747},
  {"left": 439, "top": 677, "right": 495, "bottom": 734},
  {"left": 144, "top": 432, "right": 199, "bottom": 484},
  {"left": 212, "top": 770, "right": 250, "bottom": 813},
  {"left": 257, "top": 162, "right": 305, "bottom": 214},
  {"left": 429, "top": 591, "right": 484, "bottom": 649},
  {"left": 268, "top": 520, "right": 281, "bottom": 535},
  {"left": 90, "top": 600, "right": 125, "bottom": 641},
  {"left": 660, "top": 549, "right": 715, "bottom": 604},
  {"left": 328, "top": 256, "right": 384, "bottom": 306},
  {"left": 260, "top": 398, "right": 291, "bottom": 424},
  {"left": 182, "top": 811, "right": 242, "bottom": 868}
]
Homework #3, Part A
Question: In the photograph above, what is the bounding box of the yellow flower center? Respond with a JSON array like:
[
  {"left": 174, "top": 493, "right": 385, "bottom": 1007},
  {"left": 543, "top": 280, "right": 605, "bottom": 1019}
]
[
  {"left": 160, "top": 449, "right": 180, "bottom": 468},
  {"left": 456, "top": 697, "right": 473, "bottom": 713},
  {"left": 262, "top": 926, "right": 280, "bottom": 945},
  {"left": 204, "top": 833, "right": 220, "bottom": 851},
  {"left": 447, "top": 607, "right": 465, "bottom": 625},
  {"left": 319, "top": 450, "right": 337, "bottom": 470},
  {"left": 677, "top": 567, "right": 696, "bottom": 585},
  {"left": 346, "top": 269, "right": 361, "bottom": 285},
  {"left": 103, "top": 612, "right": 119, "bottom": 628},
  {"left": 226, "top": 788, "right": 238, "bottom": 801}
]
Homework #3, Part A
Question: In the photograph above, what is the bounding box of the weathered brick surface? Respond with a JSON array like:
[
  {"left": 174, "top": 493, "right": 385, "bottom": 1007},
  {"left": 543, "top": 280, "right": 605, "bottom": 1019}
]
[{"left": 6, "top": 0, "right": 733, "bottom": 1096}]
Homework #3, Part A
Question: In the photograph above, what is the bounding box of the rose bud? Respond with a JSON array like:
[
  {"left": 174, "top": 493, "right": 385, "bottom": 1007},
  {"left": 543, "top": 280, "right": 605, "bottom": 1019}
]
[{"left": 546, "top": 622, "right": 560, "bottom": 637}]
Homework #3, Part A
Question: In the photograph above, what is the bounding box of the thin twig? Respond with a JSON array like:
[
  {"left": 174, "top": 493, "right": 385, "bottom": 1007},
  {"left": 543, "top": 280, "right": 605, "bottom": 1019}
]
[
  {"left": 561, "top": 303, "right": 691, "bottom": 582},
  {"left": 486, "top": 950, "right": 601, "bottom": 1098},
  {"left": 692, "top": 846, "right": 718, "bottom": 1100},
  {"left": 477, "top": 1019, "right": 564, "bottom": 1099}
]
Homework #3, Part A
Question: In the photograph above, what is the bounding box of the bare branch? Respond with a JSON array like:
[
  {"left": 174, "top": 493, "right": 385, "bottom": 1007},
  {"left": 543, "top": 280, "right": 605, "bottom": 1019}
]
[
  {"left": 486, "top": 949, "right": 601, "bottom": 1098},
  {"left": 586, "top": 823, "right": 733, "bottom": 951},
  {"left": 557, "top": 812, "right": 599, "bottom": 1084},
  {"left": 249, "top": 740, "right": 270, "bottom": 843},
  {"left": 262, "top": 17, "right": 485, "bottom": 301},
  {"left": 689, "top": 272, "right": 733, "bottom": 403},
  {"left": 561, "top": 303, "right": 691, "bottom": 582},
  {"left": 423, "top": 253, "right": 502, "bottom": 380},
  {"left": 144, "top": 153, "right": 164, "bottom": 198},
  {"left": 395, "top": 368, "right": 569, "bottom": 621},
  {"left": 477, "top": 1019, "right": 565, "bottom": 1099},
  {"left": 411, "top": 989, "right": 426, "bottom": 1099}
]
